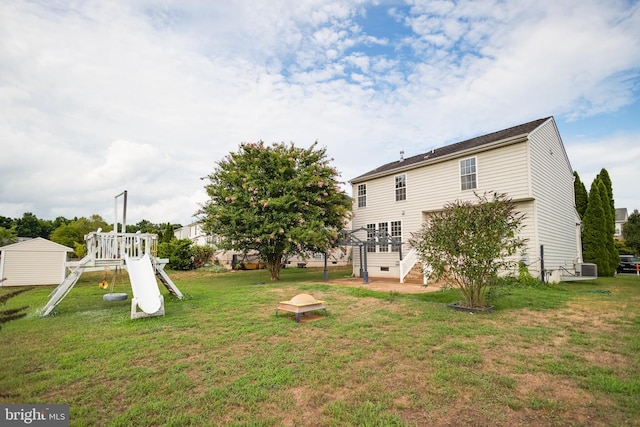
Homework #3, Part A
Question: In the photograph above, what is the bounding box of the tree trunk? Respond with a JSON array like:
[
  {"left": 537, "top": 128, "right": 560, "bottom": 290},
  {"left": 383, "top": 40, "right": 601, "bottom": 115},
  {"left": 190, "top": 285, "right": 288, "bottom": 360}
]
[{"left": 266, "top": 259, "right": 281, "bottom": 281}]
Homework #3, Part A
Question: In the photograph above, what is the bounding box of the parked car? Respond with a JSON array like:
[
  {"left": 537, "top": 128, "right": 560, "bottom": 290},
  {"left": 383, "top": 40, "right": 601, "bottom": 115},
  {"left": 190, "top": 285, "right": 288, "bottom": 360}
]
[{"left": 617, "top": 255, "right": 640, "bottom": 274}]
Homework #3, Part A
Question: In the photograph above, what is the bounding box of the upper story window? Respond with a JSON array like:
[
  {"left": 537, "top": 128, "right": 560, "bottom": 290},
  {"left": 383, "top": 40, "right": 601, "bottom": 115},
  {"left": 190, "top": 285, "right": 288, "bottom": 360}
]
[
  {"left": 357, "top": 183, "right": 367, "bottom": 208},
  {"left": 395, "top": 174, "right": 406, "bottom": 201},
  {"left": 460, "top": 157, "right": 477, "bottom": 191}
]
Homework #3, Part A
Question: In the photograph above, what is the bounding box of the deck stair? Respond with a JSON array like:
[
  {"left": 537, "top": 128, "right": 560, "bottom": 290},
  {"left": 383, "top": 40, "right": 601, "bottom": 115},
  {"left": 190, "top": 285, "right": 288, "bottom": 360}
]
[
  {"left": 399, "top": 248, "right": 428, "bottom": 285},
  {"left": 404, "top": 263, "right": 427, "bottom": 284}
]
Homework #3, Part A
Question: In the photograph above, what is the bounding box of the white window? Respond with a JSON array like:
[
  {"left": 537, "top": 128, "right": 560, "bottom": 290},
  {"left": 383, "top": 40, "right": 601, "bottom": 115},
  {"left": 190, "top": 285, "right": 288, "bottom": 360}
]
[
  {"left": 460, "top": 158, "right": 477, "bottom": 190},
  {"left": 391, "top": 221, "right": 402, "bottom": 252},
  {"left": 378, "top": 222, "right": 389, "bottom": 252},
  {"left": 357, "top": 184, "right": 367, "bottom": 208},
  {"left": 366, "top": 223, "right": 376, "bottom": 252},
  {"left": 395, "top": 174, "right": 406, "bottom": 201}
]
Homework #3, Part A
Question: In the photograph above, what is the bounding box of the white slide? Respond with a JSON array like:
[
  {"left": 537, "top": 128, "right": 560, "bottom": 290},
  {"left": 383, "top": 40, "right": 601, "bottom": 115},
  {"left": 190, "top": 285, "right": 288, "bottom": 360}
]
[{"left": 126, "top": 254, "right": 164, "bottom": 317}]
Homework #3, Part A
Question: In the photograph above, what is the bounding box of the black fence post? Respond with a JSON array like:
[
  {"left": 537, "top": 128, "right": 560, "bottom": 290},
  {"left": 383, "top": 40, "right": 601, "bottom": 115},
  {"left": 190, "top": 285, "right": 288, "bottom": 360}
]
[{"left": 540, "top": 245, "right": 545, "bottom": 283}]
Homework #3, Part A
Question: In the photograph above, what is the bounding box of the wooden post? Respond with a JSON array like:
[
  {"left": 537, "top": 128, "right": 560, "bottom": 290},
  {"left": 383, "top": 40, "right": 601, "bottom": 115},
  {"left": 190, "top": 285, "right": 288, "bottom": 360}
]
[{"left": 323, "top": 252, "right": 328, "bottom": 282}]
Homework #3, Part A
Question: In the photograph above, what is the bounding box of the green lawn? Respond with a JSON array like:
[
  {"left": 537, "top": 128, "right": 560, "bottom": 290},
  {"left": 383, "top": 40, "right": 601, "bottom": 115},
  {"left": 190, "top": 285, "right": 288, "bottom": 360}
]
[{"left": 1, "top": 267, "right": 639, "bottom": 426}]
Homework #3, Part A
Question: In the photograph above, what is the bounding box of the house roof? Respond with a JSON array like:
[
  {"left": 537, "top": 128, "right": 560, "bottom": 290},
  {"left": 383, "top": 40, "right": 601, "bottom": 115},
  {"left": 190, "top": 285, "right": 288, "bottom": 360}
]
[
  {"left": 615, "top": 208, "right": 628, "bottom": 222},
  {"left": 0, "top": 237, "right": 74, "bottom": 252},
  {"left": 350, "top": 116, "right": 552, "bottom": 183}
]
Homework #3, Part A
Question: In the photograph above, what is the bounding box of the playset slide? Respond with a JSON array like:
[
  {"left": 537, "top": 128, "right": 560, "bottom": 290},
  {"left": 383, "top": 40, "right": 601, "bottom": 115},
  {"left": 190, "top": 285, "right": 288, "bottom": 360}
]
[{"left": 125, "top": 254, "right": 164, "bottom": 318}]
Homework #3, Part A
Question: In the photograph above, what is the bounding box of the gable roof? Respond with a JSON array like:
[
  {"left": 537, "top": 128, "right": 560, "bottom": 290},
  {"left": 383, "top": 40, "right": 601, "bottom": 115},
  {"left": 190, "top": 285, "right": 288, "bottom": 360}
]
[
  {"left": 0, "top": 237, "right": 74, "bottom": 252},
  {"left": 615, "top": 208, "right": 628, "bottom": 222},
  {"left": 350, "top": 116, "right": 552, "bottom": 183}
]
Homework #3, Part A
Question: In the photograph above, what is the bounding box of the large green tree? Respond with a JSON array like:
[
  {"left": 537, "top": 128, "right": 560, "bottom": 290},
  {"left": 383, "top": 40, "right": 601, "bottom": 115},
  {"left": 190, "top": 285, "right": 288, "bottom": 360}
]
[
  {"left": 200, "top": 141, "right": 351, "bottom": 280},
  {"left": 409, "top": 191, "right": 527, "bottom": 308},
  {"left": 0, "top": 226, "right": 18, "bottom": 246},
  {"left": 623, "top": 209, "right": 640, "bottom": 256},
  {"left": 583, "top": 179, "right": 614, "bottom": 276},
  {"left": 15, "top": 213, "right": 46, "bottom": 238},
  {"left": 573, "top": 171, "right": 588, "bottom": 219},
  {"left": 0, "top": 216, "right": 14, "bottom": 229}
]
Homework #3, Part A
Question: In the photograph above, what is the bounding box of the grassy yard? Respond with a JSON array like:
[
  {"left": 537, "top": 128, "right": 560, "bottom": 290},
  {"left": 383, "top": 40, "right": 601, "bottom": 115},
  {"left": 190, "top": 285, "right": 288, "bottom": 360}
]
[{"left": 1, "top": 266, "right": 639, "bottom": 426}]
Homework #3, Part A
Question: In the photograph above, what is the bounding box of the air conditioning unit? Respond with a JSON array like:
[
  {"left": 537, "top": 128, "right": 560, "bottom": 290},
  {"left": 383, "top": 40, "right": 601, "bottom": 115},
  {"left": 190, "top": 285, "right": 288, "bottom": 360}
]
[{"left": 575, "top": 263, "right": 597, "bottom": 277}]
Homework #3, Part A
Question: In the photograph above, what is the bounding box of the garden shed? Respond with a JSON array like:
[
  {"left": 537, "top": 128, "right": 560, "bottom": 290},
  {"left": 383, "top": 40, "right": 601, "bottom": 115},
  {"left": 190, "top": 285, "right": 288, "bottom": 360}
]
[{"left": 0, "top": 238, "right": 73, "bottom": 287}]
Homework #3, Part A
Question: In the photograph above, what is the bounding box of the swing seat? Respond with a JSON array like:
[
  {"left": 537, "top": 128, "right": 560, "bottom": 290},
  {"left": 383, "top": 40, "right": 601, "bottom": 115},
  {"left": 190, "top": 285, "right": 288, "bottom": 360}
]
[{"left": 103, "top": 293, "right": 128, "bottom": 302}]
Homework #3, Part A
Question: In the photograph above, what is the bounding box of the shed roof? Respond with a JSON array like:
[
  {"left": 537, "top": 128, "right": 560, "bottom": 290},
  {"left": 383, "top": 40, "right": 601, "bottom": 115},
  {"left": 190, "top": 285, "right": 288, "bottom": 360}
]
[
  {"left": 350, "top": 116, "right": 551, "bottom": 183},
  {"left": 0, "top": 237, "right": 74, "bottom": 252}
]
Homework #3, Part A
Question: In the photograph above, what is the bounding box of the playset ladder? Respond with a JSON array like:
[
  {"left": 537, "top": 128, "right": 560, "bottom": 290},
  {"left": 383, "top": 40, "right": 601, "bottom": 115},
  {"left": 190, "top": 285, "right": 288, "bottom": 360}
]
[
  {"left": 41, "top": 255, "right": 91, "bottom": 317},
  {"left": 154, "top": 263, "right": 184, "bottom": 299}
]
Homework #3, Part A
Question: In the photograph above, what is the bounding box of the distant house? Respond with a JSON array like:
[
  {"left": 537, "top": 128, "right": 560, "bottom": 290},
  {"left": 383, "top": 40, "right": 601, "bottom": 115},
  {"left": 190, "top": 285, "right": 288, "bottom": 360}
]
[
  {"left": 175, "top": 223, "right": 351, "bottom": 268},
  {"left": 0, "top": 238, "right": 73, "bottom": 286},
  {"left": 349, "top": 117, "right": 584, "bottom": 283},
  {"left": 615, "top": 208, "right": 628, "bottom": 240},
  {"left": 174, "top": 222, "right": 219, "bottom": 247}
]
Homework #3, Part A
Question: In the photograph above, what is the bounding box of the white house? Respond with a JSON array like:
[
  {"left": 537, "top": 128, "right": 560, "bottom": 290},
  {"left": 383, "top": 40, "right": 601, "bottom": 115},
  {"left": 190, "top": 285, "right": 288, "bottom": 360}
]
[
  {"left": 174, "top": 222, "right": 219, "bottom": 247},
  {"left": 349, "top": 117, "right": 584, "bottom": 283},
  {"left": 0, "top": 238, "right": 73, "bottom": 286},
  {"left": 615, "top": 208, "right": 628, "bottom": 240}
]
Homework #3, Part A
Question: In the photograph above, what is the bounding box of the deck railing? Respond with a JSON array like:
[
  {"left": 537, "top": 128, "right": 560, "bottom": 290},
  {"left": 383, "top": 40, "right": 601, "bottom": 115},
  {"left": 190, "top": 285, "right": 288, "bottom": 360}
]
[
  {"left": 399, "top": 248, "right": 418, "bottom": 283},
  {"left": 84, "top": 232, "right": 158, "bottom": 263}
]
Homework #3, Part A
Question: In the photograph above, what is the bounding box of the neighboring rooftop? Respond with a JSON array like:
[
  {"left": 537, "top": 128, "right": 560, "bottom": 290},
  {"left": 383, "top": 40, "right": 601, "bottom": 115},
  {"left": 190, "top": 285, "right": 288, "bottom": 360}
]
[
  {"left": 351, "top": 116, "right": 551, "bottom": 183},
  {"left": 616, "top": 208, "right": 628, "bottom": 222}
]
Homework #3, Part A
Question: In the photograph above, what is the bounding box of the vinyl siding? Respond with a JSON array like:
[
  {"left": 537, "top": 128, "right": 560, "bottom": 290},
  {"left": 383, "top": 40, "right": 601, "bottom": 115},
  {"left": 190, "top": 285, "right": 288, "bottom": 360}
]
[
  {"left": 1, "top": 251, "right": 67, "bottom": 286},
  {"left": 0, "top": 238, "right": 71, "bottom": 286},
  {"left": 528, "top": 119, "right": 581, "bottom": 275},
  {"left": 351, "top": 141, "right": 533, "bottom": 277},
  {"left": 351, "top": 119, "right": 579, "bottom": 281},
  {"left": 514, "top": 200, "right": 538, "bottom": 276}
]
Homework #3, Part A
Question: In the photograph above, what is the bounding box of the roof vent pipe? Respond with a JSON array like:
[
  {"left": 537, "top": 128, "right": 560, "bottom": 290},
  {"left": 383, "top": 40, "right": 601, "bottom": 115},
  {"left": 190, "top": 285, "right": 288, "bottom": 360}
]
[{"left": 399, "top": 150, "right": 404, "bottom": 162}]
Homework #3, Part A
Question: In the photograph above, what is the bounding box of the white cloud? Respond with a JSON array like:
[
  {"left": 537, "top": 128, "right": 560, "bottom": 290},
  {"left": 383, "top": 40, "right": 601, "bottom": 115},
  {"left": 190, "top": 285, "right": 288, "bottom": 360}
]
[
  {"left": 0, "top": 0, "right": 639, "bottom": 225},
  {"left": 565, "top": 131, "right": 640, "bottom": 211}
]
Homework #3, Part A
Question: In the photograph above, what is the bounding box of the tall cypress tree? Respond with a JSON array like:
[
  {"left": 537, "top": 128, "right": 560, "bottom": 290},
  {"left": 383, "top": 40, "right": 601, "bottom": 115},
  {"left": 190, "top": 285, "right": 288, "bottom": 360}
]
[
  {"left": 583, "top": 178, "right": 609, "bottom": 276},
  {"left": 596, "top": 168, "right": 615, "bottom": 234},
  {"left": 573, "top": 171, "right": 588, "bottom": 219},
  {"left": 596, "top": 181, "right": 617, "bottom": 276},
  {"left": 596, "top": 169, "right": 618, "bottom": 274},
  {"left": 161, "top": 223, "right": 175, "bottom": 243}
]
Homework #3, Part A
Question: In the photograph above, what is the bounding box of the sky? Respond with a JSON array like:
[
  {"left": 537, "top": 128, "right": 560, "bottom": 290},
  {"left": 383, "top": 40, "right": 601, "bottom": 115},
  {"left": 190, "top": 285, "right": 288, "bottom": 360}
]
[{"left": 1, "top": 0, "right": 639, "bottom": 227}]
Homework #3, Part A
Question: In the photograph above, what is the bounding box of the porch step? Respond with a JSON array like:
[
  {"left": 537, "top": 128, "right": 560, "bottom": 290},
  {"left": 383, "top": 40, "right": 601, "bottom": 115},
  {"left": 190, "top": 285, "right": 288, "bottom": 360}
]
[{"left": 403, "top": 262, "right": 426, "bottom": 284}]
